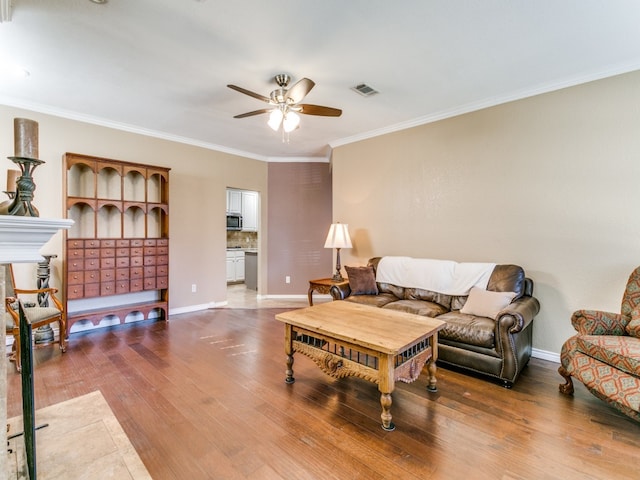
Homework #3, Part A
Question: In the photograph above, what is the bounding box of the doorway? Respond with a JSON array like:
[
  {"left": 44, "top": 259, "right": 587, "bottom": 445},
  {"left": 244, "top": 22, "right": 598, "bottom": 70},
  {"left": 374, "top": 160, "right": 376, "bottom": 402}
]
[{"left": 226, "top": 188, "right": 259, "bottom": 308}]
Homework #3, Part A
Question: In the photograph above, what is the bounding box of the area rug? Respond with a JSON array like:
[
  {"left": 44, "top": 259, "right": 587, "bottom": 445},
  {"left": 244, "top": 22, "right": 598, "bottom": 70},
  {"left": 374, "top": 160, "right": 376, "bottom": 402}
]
[{"left": 7, "top": 390, "right": 151, "bottom": 480}]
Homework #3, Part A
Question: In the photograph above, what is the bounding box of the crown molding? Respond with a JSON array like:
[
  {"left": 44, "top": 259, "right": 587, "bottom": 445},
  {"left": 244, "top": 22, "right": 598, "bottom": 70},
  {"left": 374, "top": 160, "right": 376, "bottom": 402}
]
[
  {"left": 265, "top": 156, "right": 329, "bottom": 163},
  {"left": 0, "top": 96, "right": 272, "bottom": 161}
]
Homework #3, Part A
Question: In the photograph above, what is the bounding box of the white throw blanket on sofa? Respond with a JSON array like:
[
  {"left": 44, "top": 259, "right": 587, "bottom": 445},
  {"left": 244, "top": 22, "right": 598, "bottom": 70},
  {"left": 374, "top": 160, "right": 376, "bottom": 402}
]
[{"left": 376, "top": 256, "right": 496, "bottom": 296}]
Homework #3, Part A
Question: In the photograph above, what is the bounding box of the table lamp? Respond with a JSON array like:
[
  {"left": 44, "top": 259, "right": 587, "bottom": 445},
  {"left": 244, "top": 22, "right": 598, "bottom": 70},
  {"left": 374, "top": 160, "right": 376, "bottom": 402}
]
[{"left": 324, "top": 222, "right": 352, "bottom": 282}]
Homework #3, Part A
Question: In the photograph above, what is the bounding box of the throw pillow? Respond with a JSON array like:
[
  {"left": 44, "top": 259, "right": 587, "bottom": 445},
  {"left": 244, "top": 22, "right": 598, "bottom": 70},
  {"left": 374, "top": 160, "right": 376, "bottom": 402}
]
[
  {"left": 345, "top": 265, "right": 379, "bottom": 295},
  {"left": 459, "top": 287, "right": 516, "bottom": 319},
  {"left": 626, "top": 306, "right": 640, "bottom": 338}
]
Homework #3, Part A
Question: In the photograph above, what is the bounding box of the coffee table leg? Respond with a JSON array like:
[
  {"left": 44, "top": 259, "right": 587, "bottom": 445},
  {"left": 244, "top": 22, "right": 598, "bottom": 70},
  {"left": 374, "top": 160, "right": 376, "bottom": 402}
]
[
  {"left": 284, "top": 324, "right": 295, "bottom": 384},
  {"left": 426, "top": 359, "right": 437, "bottom": 392},
  {"left": 380, "top": 392, "right": 395, "bottom": 431},
  {"left": 426, "top": 336, "right": 438, "bottom": 392},
  {"left": 285, "top": 354, "right": 295, "bottom": 384},
  {"left": 379, "top": 356, "right": 395, "bottom": 431}
]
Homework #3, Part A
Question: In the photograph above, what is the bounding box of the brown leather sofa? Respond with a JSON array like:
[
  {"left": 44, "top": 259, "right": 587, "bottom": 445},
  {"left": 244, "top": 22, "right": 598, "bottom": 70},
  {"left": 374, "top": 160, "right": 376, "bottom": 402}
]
[{"left": 330, "top": 257, "right": 540, "bottom": 387}]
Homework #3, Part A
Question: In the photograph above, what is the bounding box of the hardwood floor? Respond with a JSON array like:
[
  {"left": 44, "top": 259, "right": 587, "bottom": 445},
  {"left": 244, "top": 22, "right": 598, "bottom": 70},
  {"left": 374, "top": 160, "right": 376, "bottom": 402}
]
[{"left": 6, "top": 308, "right": 639, "bottom": 479}]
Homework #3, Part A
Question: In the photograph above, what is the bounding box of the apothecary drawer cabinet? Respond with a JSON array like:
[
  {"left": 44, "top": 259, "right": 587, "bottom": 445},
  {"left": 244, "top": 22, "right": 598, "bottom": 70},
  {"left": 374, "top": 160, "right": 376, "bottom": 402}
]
[{"left": 63, "top": 153, "right": 170, "bottom": 336}]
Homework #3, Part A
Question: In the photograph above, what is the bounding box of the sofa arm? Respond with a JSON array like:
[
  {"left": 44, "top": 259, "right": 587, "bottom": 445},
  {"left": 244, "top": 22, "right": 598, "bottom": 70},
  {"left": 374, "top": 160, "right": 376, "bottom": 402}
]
[
  {"left": 494, "top": 296, "right": 539, "bottom": 383},
  {"left": 570, "top": 310, "right": 628, "bottom": 336},
  {"left": 497, "top": 296, "right": 540, "bottom": 334},
  {"left": 330, "top": 283, "right": 351, "bottom": 300}
]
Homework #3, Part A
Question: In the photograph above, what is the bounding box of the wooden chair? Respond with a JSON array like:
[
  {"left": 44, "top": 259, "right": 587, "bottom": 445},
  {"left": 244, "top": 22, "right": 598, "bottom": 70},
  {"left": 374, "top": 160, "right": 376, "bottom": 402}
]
[{"left": 4, "top": 264, "right": 67, "bottom": 371}]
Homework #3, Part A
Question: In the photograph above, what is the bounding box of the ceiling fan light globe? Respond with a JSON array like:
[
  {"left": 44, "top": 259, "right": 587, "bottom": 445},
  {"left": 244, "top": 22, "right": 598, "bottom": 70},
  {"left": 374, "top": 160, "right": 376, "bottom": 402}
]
[
  {"left": 268, "top": 109, "right": 283, "bottom": 131},
  {"left": 283, "top": 111, "right": 300, "bottom": 133}
]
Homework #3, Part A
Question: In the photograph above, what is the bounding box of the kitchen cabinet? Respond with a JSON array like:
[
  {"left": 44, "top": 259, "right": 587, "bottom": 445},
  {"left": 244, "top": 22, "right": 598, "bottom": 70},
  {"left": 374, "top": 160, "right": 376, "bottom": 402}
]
[
  {"left": 226, "top": 250, "right": 245, "bottom": 283},
  {"left": 241, "top": 191, "right": 258, "bottom": 232},
  {"left": 227, "top": 189, "right": 258, "bottom": 232},
  {"left": 226, "top": 189, "right": 242, "bottom": 213}
]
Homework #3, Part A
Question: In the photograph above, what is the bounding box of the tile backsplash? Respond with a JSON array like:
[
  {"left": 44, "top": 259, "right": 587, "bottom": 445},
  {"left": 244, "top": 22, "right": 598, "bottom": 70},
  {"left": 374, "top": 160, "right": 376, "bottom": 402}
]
[{"left": 226, "top": 230, "right": 258, "bottom": 249}]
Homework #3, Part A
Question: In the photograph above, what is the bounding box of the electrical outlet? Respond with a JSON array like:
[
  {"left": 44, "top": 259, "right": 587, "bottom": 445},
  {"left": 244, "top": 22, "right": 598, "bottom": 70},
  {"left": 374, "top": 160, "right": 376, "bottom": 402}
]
[
  {"left": 285, "top": 276, "right": 291, "bottom": 284},
  {"left": 191, "top": 284, "right": 197, "bottom": 293}
]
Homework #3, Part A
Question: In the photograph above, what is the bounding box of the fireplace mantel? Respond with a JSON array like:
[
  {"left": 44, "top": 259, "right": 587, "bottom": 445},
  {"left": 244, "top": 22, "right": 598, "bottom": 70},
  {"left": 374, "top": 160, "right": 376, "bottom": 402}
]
[
  {"left": 0, "top": 216, "right": 73, "bottom": 478},
  {"left": 0, "top": 216, "right": 74, "bottom": 263}
]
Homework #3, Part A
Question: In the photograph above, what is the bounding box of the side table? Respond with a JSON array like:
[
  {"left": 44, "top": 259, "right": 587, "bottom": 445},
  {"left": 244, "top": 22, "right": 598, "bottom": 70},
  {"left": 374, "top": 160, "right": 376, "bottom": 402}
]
[{"left": 308, "top": 278, "right": 349, "bottom": 306}]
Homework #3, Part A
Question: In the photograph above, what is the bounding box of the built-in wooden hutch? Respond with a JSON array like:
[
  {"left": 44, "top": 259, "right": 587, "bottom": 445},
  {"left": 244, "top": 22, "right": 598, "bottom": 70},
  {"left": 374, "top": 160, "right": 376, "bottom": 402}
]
[{"left": 63, "top": 153, "right": 170, "bottom": 335}]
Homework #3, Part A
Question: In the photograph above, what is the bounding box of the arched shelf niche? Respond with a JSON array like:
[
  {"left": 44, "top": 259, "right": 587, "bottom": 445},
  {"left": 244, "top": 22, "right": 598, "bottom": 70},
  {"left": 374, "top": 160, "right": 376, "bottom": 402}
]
[
  {"left": 147, "top": 205, "right": 167, "bottom": 238},
  {"left": 123, "top": 168, "right": 146, "bottom": 202},
  {"left": 97, "top": 166, "right": 122, "bottom": 200},
  {"left": 67, "top": 162, "right": 95, "bottom": 198},
  {"left": 147, "top": 171, "right": 168, "bottom": 204},
  {"left": 68, "top": 202, "right": 95, "bottom": 238},
  {"left": 97, "top": 203, "right": 122, "bottom": 238},
  {"left": 124, "top": 205, "right": 146, "bottom": 238}
]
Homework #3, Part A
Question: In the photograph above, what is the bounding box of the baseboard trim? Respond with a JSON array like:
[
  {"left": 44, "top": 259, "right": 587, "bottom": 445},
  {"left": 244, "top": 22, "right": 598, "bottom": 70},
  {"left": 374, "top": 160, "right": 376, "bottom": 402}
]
[
  {"left": 531, "top": 348, "right": 559, "bottom": 363},
  {"left": 261, "top": 294, "right": 332, "bottom": 301},
  {"left": 261, "top": 294, "right": 309, "bottom": 300},
  {"left": 168, "top": 303, "right": 211, "bottom": 316},
  {"left": 210, "top": 300, "right": 228, "bottom": 308}
]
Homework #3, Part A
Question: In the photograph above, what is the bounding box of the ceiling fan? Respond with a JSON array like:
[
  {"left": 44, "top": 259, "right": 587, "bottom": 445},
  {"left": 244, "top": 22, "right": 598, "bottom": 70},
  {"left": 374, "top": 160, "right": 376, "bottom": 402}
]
[{"left": 227, "top": 74, "right": 342, "bottom": 134}]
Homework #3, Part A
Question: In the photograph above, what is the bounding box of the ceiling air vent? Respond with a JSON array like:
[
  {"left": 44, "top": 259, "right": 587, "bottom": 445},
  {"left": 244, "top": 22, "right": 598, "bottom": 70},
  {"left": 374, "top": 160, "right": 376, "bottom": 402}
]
[{"left": 351, "top": 83, "right": 379, "bottom": 97}]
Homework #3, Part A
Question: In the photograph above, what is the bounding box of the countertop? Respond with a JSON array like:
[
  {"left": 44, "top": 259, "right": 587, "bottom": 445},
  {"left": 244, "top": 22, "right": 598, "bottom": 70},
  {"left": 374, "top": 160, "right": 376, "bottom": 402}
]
[{"left": 226, "top": 247, "right": 257, "bottom": 253}]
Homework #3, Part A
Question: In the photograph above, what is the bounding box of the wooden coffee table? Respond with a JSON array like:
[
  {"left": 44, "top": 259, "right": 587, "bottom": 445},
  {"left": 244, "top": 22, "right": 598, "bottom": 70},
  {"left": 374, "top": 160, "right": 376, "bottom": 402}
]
[{"left": 275, "top": 301, "right": 445, "bottom": 431}]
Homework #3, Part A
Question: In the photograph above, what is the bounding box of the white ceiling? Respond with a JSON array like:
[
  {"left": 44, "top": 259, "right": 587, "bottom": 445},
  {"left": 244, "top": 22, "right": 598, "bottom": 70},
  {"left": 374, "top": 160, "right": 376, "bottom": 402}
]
[{"left": 1, "top": 0, "right": 640, "bottom": 161}]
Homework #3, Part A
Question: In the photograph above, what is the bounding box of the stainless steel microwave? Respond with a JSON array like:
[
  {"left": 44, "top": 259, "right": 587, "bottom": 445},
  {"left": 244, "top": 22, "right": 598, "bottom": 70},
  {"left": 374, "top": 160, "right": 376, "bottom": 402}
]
[{"left": 226, "top": 213, "right": 243, "bottom": 230}]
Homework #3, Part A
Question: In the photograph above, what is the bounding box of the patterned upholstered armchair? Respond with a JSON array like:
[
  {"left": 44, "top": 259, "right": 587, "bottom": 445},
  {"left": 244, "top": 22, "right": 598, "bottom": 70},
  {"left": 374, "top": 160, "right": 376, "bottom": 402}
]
[
  {"left": 4, "top": 264, "right": 67, "bottom": 371},
  {"left": 558, "top": 266, "right": 640, "bottom": 422}
]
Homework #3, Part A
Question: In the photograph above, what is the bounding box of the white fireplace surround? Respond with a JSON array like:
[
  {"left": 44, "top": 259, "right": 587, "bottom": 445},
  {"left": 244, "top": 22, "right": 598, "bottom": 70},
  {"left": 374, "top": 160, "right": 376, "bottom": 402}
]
[
  {"left": 0, "top": 215, "right": 73, "bottom": 477},
  {"left": 0, "top": 216, "right": 73, "bottom": 263}
]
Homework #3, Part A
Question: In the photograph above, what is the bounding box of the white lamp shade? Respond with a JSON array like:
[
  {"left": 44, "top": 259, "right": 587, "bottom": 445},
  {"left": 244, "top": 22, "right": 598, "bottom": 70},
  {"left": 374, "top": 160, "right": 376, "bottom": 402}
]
[
  {"left": 268, "top": 109, "right": 283, "bottom": 131},
  {"left": 283, "top": 111, "right": 300, "bottom": 132},
  {"left": 324, "top": 223, "right": 352, "bottom": 249}
]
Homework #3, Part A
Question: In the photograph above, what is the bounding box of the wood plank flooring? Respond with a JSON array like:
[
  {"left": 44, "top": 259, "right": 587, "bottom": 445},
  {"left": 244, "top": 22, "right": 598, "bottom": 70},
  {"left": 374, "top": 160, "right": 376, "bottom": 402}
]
[{"left": 6, "top": 308, "right": 640, "bottom": 479}]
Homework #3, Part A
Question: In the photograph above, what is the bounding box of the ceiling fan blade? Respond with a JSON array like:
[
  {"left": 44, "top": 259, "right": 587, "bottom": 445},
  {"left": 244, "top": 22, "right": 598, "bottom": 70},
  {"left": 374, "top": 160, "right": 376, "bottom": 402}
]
[
  {"left": 233, "top": 108, "right": 272, "bottom": 119},
  {"left": 285, "top": 77, "right": 315, "bottom": 104},
  {"left": 298, "top": 104, "right": 342, "bottom": 117},
  {"left": 227, "top": 84, "right": 271, "bottom": 103}
]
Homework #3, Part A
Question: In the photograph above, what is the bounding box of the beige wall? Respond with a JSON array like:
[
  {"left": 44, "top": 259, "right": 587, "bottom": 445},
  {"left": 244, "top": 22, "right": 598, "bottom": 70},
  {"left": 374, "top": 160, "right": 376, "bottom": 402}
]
[
  {"left": 0, "top": 105, "right": 268, "bottom": 311},
  {"left": 332, "top": 70, "right": 640, "bottom": 356}
]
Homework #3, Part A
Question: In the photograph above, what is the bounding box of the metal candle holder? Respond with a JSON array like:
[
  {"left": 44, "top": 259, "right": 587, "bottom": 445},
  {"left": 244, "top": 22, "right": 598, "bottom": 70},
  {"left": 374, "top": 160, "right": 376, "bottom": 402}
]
[{"left": 1, "top": 156, "right": 44, "bottom": 216}]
